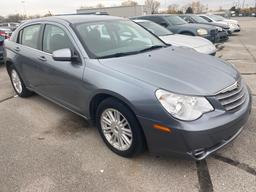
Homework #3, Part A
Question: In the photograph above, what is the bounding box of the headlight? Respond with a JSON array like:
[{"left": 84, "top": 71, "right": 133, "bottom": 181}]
[
  {"left": 197, "top": 28, "right": 208, "bottom": 36},
  {"left": 229, "top": 23, "right": 237, "bottom": 28},
  {"left": 216, "top": 27, "right": 223, "bottom": 32},
  {"left": 155, "top": 89, "right": 214, "bottom": 121}
]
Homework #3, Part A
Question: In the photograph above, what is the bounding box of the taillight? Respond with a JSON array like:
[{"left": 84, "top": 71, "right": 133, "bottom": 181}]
[
  {"left": 0, "top": 31, "right": 5, "bottom": 37},
  {"left": 0, "top": 31, "right": 9, "bottom": 39}
]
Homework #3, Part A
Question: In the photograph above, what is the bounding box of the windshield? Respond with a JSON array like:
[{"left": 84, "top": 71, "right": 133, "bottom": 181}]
[
  {"left": 137, "top": 21, "right": 173, "bottom": 36},
  {"left": 208, "top": 15, "right": 225, "bottom": 21},
  {"left": 165, "top": 16, "right": 187, "bottom": 25},
  {"left": 75, "top": 20, "right": 166, "bottom": 59},
  {"left": 191, "top": 15, "right": 208, "bottom": 23}
]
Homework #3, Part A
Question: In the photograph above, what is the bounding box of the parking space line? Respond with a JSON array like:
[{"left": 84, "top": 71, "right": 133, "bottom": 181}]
[
  {"left": 0, "top": 95, "right": 16, "bottom": 104},
  {"left": 238, "top": 37, "right": 256, "bottom": 62},
  {"left": 212, "top": 154, "right": 256, "bottom": 176},
  {"left": 196, "top": 160, "right": 214, "bottom": 192},
  {"left": 241, "top": 73, "right": 256, "bottom": 75}
]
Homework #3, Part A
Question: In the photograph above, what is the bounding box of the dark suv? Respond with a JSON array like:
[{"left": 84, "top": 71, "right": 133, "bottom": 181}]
[
  {"left": 180, "top": 14, "right": 231, "bottom": 37},
  {"left": 132, "top": 14, "right": 219, "bottom": 43}
]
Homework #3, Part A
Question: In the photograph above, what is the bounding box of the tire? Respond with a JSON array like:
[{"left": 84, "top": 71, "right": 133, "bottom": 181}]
[
  {"left": 96, "top": 98, "right": 145, "bottom": 158},
  {"left": 8, "top": 64, "right": 33, "bottom": 97}
]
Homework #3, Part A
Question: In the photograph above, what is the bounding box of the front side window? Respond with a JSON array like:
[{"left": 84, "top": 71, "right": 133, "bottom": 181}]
[
  {"left": 43, "top": 25, "right": 73, "bottom": 54},
  {"left": 75, "top": 20, "right": 166, "bottom": 58},
  {"left": 21, "top": 24, "right": 41, "bottom": 49}
]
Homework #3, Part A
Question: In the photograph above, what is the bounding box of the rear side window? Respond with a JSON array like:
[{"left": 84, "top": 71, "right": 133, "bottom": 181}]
[
  {"left": 43, "top": 24, "right": 73, "bottom": 54},
  {"left": 21, "top": 25, "right": 41, "bottom": 49}
]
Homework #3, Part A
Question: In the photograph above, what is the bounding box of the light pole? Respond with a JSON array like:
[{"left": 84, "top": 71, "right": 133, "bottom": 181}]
[
  {"left": 242, "top": 0, "right": 245, "bottom": 8},
  {"left": 21, "top": 0, "right": 26, "bottom": 17}
]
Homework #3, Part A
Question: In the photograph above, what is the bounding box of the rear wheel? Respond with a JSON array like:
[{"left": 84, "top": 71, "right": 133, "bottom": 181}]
[
  {"left": 96, "top": 98, "right": 145, "bottom": 157},
  {"left": 8, "top": 65, "right": 33, "bottom": 97}
]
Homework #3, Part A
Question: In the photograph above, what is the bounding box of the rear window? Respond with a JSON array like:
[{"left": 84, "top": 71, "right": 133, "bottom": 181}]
[{"left": 21, "top": 24, "right": 41, "bottom": 49}]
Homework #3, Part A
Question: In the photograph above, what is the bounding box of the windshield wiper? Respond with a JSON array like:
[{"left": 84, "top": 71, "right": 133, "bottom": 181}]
[
  {"left": 137, "top": 45, "right": 168, "bottom": 53},
  {"left": 97, "top": 45, "right": 169, "bottom": 59},
  {"left": 97, "top": 51, "right": 140, "bottom": 59}
]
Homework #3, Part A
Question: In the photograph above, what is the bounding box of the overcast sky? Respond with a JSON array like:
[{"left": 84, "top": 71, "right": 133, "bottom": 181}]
[{"left": 1, "top": 0, "right": 255, "bottom": 16}]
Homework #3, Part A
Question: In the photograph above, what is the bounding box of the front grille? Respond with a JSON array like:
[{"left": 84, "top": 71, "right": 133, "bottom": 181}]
[
  {"left": 216, "top": 80, "right": 246, "bottom": 111},
  {"left": 210, "top": 29, "right": 218, "bottom": 35}
]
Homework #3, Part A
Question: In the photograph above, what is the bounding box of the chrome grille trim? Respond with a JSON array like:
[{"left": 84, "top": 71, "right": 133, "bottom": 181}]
[
  {"left": 216, "top": 80, "right": 246, "bottom": 111},
  {"left": 225, "top": 96, "right": 246, "bottom": 111}
]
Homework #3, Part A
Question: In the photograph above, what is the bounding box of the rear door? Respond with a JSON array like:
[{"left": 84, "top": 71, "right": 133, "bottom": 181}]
[
  {"left": 35, "top": 23, "right": 86, "bottom": 113},
  {"left": 14, "top": 24, "right": 45, "bottom": 87}
]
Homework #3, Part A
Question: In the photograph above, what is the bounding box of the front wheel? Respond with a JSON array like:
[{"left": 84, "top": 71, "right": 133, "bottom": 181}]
[
  {"left": 8, "top": 65, "right": 33, "bottom": 97},
  {"left": 96, "top": 98, "right": 145, "bottom": 157}
]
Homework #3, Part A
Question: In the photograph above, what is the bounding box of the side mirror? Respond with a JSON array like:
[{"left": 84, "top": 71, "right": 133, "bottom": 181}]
[{"left": 52, "top": 48, "right": 72, "bottom": 61}]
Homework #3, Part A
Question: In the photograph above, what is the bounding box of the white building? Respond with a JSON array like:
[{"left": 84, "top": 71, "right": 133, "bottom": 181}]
[{"left": 77, "top": 5, "right": 150, "bottom": 18}]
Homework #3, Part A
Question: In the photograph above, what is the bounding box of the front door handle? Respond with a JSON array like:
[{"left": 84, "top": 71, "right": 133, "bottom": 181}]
[
  {"left": 14, "top": 47, "right": 20, "bottom": 52},
  {"left": 38, "top": 56, "right": 47, "bottom": 62}
]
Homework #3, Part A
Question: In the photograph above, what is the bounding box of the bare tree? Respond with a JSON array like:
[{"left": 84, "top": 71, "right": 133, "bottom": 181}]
[
  {"left": 96, "top": 3, "right": 104, "bottom": 8},
  {"left": 3, "top": 14, "right": 26, "bottom": 22},
  {"left": 191, "top": 1, "right": 205, "bottom": 14},
  {"left": 122, "top": 0, "right": 138, "bottom": 6},
  {"left": 0, "top": 16, "right": 4, "bottom": 22},
  {"left": 145, "top": 0, "right": 160, "bottom": 14},
  {"left": 167, "top": 4, "right": 179, "bottom": 14},
  {"left": 185, "top": 7, "right": 193, "bottom": 13}
]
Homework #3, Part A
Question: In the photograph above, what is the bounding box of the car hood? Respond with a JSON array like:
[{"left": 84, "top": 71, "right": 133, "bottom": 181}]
[
  {"left": 224, "top": 19, "right": 238, "bottom": 24},
  {"left": 159, "top": 34, "right": 213, "bottom": 48},
  {"left": 99, "top": 47, "right": 239, "bottom": 96}
]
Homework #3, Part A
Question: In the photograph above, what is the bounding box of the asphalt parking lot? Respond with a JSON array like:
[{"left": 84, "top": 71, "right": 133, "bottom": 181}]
[{"left": 0, "top": 17, "right": 255, "bottom": 192}]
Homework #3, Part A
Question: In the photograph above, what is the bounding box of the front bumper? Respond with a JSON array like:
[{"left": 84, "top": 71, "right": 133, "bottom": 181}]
[
  {"left": 216, "top": 31, "right": 229, "bottom": 42},
  {"left": 204, "top": 34, "right": 217, "bottom": 43},
  {"left": 230, "top": 25, "right": 241, "bottom": 33},
  {"left": 194, "top": 45, "right": 217, "bottom": 55},
  {"left": 137, "top": 86, "right": 252, "bottom": 160}
]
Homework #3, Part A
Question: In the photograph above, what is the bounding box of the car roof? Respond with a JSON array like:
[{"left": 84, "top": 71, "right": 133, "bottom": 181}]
[
  {"left": 136, "top": 14, "right": 178, "bottom": 18},
  {"left": 132, "top": 19, "right": 151, "bottom": 23},
  {"left": 25, "top": 15, "right": 124, "bottom": 25}
]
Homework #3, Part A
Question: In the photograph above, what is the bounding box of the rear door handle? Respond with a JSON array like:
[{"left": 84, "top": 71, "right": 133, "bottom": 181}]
[
  {"left": 14, "top": 47, "right": 20, "bottom": 52},
  {"left": 38, "top": 56, "right": 47, "bottom": 62}
]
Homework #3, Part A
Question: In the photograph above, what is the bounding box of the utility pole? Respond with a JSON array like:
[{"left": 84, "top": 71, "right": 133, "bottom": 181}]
[
  {"left": 21, "top": 0, "right": 27, "bottom": 17},
  {"left": 242, "top": 0, "right": 245, "bottom": 8}
]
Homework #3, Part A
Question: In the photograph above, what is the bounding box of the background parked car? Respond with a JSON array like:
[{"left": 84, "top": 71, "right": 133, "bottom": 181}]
[
  {"left": 0, "top": 27, "right": 12, "bottom": 63},
  {"left": 180, "top": 14, "right": 231, "bottom": 37},
  {"left": 0, "top": 35, "right": 4, "bottom": 63},
  {"left": 131, "top": 14, "right": 220, "bottom": 43},
  {"left": 133, "top": 19, "right": 217, "bottom": 55},
  {"left": 0, "top": 22, "right": 20, "bottom": 31},
  {"left": 0, "top": 27, "right": 12, "bottom": 39},
  {"left": 198, "top": 14, "right": 241, "bottom": 33}
]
